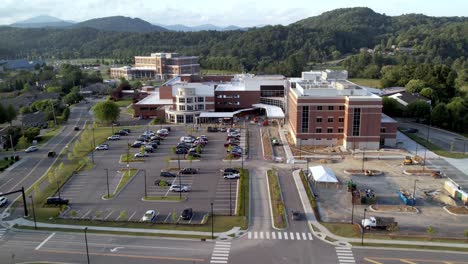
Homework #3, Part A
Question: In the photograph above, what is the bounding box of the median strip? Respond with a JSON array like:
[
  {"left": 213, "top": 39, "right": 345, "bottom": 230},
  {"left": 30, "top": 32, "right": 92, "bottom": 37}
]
[{"left": 266, "top": 169, "right": 287, "bottom": 229}]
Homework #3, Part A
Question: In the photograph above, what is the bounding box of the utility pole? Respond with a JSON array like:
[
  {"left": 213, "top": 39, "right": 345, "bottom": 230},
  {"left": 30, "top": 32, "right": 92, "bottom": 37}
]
[
  {"left": 50, "top": 100, "right": 57, "bottom": 127},
  {"left": 84, "top": 227, "right": 90, "bottom": 264},
  {"left": 143, "top": 169, "right": 147, "bottom": 198},
  {"left": 361, "top": 147, "right": 366, "bottom": 173},
  {"left": 413, "top": 179, "right": 418, "bottom": 206}
]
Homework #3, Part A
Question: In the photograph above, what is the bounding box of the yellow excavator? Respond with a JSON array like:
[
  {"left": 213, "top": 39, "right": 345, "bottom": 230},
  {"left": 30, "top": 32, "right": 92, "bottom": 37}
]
[{"left": 403, "top": 155, "right": 423, "bottom": 165}]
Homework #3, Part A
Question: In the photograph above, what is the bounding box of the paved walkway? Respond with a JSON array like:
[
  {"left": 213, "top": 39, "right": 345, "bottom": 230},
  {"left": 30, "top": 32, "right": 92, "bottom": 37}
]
[
  {"left": 292, "top": 170, "right": 468, "bottom": 249},
  {"left": 5, "top": 218, "right": 240, "bottom": 239}
]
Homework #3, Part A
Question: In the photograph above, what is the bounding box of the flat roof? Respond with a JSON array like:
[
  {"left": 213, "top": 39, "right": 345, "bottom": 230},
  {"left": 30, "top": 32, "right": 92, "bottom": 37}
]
[
  {"left": 135, "top": 92, "right": 173, "bottom": 105},
  {"left": 199, "top": 112, "right": 235, "bottom": 118}
]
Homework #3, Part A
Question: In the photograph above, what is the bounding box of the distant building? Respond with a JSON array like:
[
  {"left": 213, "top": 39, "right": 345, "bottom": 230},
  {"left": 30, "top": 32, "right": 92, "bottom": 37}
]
[
  {"left": 22, "top": 111, "right": 48, "bottom": 128},
  {"left": 110, "top": 52, "right": 200, "bottom": 81},
  {"left": 287, "top": 70, "right": 397, "bottom": 150},
  {"left": 386, "top": 91, "right": 431, "bottom": 107},
  {"left": 0, "top": 59, "right": 43, "bottom": 71}
]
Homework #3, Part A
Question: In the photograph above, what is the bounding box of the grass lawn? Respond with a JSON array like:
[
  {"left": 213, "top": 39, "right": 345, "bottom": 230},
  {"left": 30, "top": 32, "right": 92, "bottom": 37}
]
[
  {"left": 237, "top": 169, "right": 249, "bottom": 224},
  {"left": 114, "top": 99, "right": 133, "bottom": 108},
  {"left": 400, "top": 130, "right": 468, "bottom": 159},
  {"left": 300, "top": 171, "right": 320, "bottom": 220},
  {"left": 349, "top": 78, "right": 382, "bottom": 88},
  {"left": 104, "top": 169, "right": 138, "bottom": 198},
  {"left": 126, "top": 107, "right": 135, "bottom": 116},
  {"left": 267, "top": 169, "right": 287, "bottom": 229},
  {"left": 38, "top": 126, "right": 63, "bottom": 146}
]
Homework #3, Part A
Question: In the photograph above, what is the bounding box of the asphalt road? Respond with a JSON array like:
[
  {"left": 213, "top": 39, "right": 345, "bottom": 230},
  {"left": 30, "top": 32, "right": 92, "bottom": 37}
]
[{"left": 398, "top": 120, "right": 468, "bottom": 153}]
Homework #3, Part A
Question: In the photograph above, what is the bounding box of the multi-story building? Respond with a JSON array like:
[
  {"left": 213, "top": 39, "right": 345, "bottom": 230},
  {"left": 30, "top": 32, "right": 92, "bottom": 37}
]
[
  {"left": 110, "top": 53, "right": 200, "bottom": 80},
  {"left": 287, "top": 70, "right": 397, "bottom": 150}
]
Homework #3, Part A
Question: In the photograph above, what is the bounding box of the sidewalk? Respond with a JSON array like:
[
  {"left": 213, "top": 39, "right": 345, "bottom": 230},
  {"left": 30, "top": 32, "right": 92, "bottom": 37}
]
[
  {"left": 292, "top": 170, "right": 468, "bottom": 249},
  {"left": 5, "top": 218, "right": 241, "bottom": 239}
]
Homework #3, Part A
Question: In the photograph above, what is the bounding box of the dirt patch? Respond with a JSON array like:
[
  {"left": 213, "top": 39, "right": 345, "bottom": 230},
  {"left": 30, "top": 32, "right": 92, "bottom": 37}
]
[
  {"left": 344, "top": 169, "right": 383, "bottom": 176},
  {"left": 261, "top": 128, "right": 273, "bottom": 159},
  {"left": 371, "top": 205, "right": 418, "bottom": 213},
  {"left": 285, "top": 132, "right": 344, "bottom": 156},
  {"left": 446, "top": 206, "right": 468, "bottom": 215}
]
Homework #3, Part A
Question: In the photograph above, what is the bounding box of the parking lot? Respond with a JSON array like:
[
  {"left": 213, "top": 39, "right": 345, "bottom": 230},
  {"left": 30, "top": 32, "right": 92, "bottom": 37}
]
[
  {"left": 58, "top": 124, "right": 243, "bottom": 223},
  {"left": 310, "top": 156, "right": 466, "bottom": 237}
]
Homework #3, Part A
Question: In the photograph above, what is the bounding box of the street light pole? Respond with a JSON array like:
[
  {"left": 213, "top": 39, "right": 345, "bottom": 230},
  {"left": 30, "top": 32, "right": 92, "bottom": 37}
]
[
  {"left": 84, "top": 227, "right": 90, "bottom": 264},
  {"left": 29, "top": 194, "right": 37, "bottom": 230},
  {"left": 211, "top": 202, "right": 214, "bottom": 239},
  {"left": 143, "top": 169, "right": 147, "bottom": 198},
  {"left": 361, "top": 209, "right": 367, "bottom": 246},
  {"left": 105, "top": 168, "right": 110, "bottom": 198}
]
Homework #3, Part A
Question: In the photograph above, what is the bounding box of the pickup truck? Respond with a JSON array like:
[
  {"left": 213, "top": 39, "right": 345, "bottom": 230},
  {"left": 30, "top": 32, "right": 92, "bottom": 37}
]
[{"left": 362, "top": 216, "right": 397, "bottom": 230}]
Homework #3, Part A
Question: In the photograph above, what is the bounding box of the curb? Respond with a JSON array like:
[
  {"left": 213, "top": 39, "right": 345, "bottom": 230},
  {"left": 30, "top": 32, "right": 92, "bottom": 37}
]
[{"left": 443, "top": 206, "right": 468, "bottom": 217}]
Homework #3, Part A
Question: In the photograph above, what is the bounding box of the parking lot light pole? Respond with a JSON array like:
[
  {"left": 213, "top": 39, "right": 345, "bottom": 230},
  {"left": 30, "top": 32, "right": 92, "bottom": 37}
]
[
  {"left": 84, "top": 227, "right": 90, "bottom": 264},
  {"left": 143, "top": 169, "right": 147, "bottom": 198},
  {"left": 211, "top": 202, "right": 214, "bottom": 239},
  {"left": 361, "top": 209, "right": 367, "bottom": 246},
  {"left": 29, "top": 194, "right": 37, "bottom": 230},
  {"left": 105, "top": 169, "right": 110, "bottom": 198}
]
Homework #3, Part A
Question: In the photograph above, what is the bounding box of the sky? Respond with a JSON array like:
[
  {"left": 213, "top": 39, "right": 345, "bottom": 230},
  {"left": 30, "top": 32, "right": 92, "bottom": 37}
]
[{"left": 0, "top": 0, "right": 466, "bottom": 26}]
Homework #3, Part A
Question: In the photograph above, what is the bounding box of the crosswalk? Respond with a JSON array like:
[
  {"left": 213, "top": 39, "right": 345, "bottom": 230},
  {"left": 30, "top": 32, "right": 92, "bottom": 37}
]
[
  {"left": 247, "top": 231, "right": 314, "bottom": 241},
  {"left": 210, "top": 241, "right": 231, "bottom": 264},
  {"left": 335, "top": 247, "right": 356, "bottom": 264},
  {"left": 0, "top": 228, "right": 6, "bottom": 239}
]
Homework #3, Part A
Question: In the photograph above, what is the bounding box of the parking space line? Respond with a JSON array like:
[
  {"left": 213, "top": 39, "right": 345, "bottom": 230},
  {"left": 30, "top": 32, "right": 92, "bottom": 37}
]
[
  {"left": 128, "top": 211, "right": 137, "bottom": 221},
  {"left": 81, "top": 210, "right": 92, "bottom": 219},
  {"left": 35, "top": 233, "right": 55, "bottom": 250},
  {"left": 164, "top": 213, "right": 171, "bottom": 223},
  {"left": 104, "top": 211, "right": 114, "bottom": 220}
]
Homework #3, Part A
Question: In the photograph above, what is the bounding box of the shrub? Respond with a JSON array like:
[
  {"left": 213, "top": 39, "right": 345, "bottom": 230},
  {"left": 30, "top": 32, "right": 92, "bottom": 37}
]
[
  {"left": 14, "top": 156, "right": 19, "bottom": 161},
  {"left": 4, "top": 157, "right": 8, "bottom": 161}
]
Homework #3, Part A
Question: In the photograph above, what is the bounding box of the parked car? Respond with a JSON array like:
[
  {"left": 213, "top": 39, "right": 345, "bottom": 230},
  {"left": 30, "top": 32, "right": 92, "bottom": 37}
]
[
  {"left": 46, "top": 197, "right": 69, "bottom": 205},
  {"left": 25, "top": 146, "right": 39, "bottom": 153},
  {"left": 179, "top": 168, "right": 198, "bottom": 174},
  {"left": 141, "top": 210, "right": 156, "bottom": 222},
  {"left": 145, "top": 143, "right": 158, "bottom": 149},
  {"left": 157, "top": 128, "right": 169, "bottom": 135},
  {"left": 220, "top": 168, "right": 240, "bottom": 174},
  {"left": 177, "top": 142, "right": 191, "bottom": 148},
  {"left": 175, "top": 148, "right": 188, "bottom": 154},
  {"left": 227, "top": 128, "right": 240, "bottom": 133},
  {"left": 122, "top": 128, "right": 131, "bottom": 133},
  {"left": 169, "top": 184, "right": 191, "bottom": 192},
  {"left": 180, "top": 136, "right": 195, "bottom": 143},
  {"left": 200, "top": 135, "right": 208, "bottom": 141},
  {"left": 220, "top": 127, "right": 227, "bottom": 132},
  {"left": 181, "top": 208, "right": 193, "bottom": 220},
  {"left": 163, "top": 126, "right": 171, "bottom": 132},
  {"left": 223, "top": 172, "right": 240, "bottom": 179},
  {"left": 95, "top": 144, "right": 109, "bottom": 150},
  {"left": 47, "top": 151, "right": 56, "bottom": 157},
  {"left": 0, "top": 196, "right": 8, "bottom": 207},
  {"left": 107, "top": 135, "right": 120, "bottom": 140},
  {"left": 224, "top": 142, "right": 239, "bottom": 147},
  {"left": 74, "top": 126, "right": 80, "bottom": 131},
  {"left": 144, "top": 146, "right": 154, "bottom": 153},
  {"left": 187, "top": 152, "right": 201, "bottom": 158},
  {"left": 131, "top": 141, "right": 143, "bottom": 148},
  {"left": 230, "top": 152, "right": 242, "bottom": 158},
  {"left": 160, "top": 171, "right": 177, "bottom": 177},
  {"left": 134, "top": 152, "right": 149, "bottom": 158},
  {"left": 117, "top": 130, "right": 129, "bottom": 136},
  {"left": 207, "top": 127, "right": 218, "bottom": 132}
]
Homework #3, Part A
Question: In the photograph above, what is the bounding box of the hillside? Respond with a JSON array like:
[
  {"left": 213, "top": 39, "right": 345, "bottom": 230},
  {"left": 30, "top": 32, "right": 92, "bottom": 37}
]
[
  {"left": 10, "top": 15, "right": 74, "bottom": 28},
  {"left": 73, "top": 16, "right": 167, "bottom": 32}
]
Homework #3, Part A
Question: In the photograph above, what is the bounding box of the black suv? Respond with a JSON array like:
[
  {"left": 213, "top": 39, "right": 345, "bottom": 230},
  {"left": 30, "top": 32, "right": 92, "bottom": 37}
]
[
  {"left": 46, "top": 197, "right": 69, "bottom": 205},
  {"left": 47, "top": 151, "right": 56, "bottom": 158},
  {"left": 181, "top": 208, "right": 193, "bottom": 220},
  {"left": 175, "top": 148, "right": 188, "bottom": 154},
  {"left": 179, "top": 168, "right": 198, "bottom": 174},
  {"left": 160, "top": 171, "right": 176, "bottom": 177}
]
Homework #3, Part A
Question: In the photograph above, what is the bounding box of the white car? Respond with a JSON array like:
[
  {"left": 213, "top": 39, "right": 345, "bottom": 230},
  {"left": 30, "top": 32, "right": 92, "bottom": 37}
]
[
  {"left": 25, "top": 146, "right": 39, "bottom": 153},
  {"left": 108, "top": 135, "right": 120, "bottom": 140},
  {"left": 95, "top": 144, "right": 109, "bottom": 150},
  {"left": 0, "top": 196, "right": 8, "bottom": 207},
  {"left": 141, "top": 210, "right": 156, "bottom": 221},
  {"left": 134, "top": 152, "right": 149, "bottom": 158},
  {"left": 223, "top": 172, "right": 240, "bottom": 179},
  {"left": 169, "top": 185, "right": 191, "bottom": 192}
]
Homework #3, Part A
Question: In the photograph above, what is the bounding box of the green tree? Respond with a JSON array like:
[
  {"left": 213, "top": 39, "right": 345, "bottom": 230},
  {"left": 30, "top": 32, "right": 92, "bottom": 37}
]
[
  {"left": 431, "top": 103, "right": 449, "bottom": 127},
  {"left": 405, "top": 79, "right": 425, "bottom": 93},
  {"left": 382, "top": 97, "right": 402, "bottom": 116},
  {"left": 0, "top": 104, "right": 6, "bottom": 124},
  {"left": 17, "top": 136, "right": 29, "bottom": 149},
  {"left": 196, "top": 145, "right": 202, "bottom": 154},
  {"left": 93, "top": 100, "right": 120, "bottom": 124},
  {"left": 446, "top": 97, "right": 467, "bottom": 131},
  {"left": 426, "top": 226, "right": 436, "bottom": 237},
  {"left": 419, "top": 87, "right": 434, "bottom": 100},
  {"left": 406, "top": 100, "right": 431, "bottom": 121},
  {"left": 5, "top": 104, "right": 17, "bottom": 126}
]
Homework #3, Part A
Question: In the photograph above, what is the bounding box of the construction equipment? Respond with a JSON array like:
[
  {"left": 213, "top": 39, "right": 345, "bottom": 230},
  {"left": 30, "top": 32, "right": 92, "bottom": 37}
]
[
  {"left": 362, "top": 216, "right": 398, "bottom": 230},
  {"left": 403, "top": 156, "right": 422, "bottom": 165}
]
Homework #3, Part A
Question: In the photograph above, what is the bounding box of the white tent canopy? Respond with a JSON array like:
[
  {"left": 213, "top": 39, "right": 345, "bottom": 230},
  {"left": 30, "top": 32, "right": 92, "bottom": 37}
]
[{"left": 309, "top": 166, "right": 338, "bottom": 183}]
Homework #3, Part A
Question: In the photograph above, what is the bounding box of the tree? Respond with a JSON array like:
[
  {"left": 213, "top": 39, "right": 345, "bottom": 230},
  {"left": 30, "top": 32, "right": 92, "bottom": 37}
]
[
  {"left": 446, "top": 97, "right": 467, "bottom": 131},
  {"left": 5, "top": 104, "right": 17, "bottom": 126},
  {"left": 405, "top": 79, "right": 425, "bottom": 93},
  {"left": 0, "top": 104, "right": 6, "bottom": 124},
  {"left": 406, "top": 100, "right": 431, "bottom": 121},
  {"left": 17, "top": 136, "right": 29, "bottom": 149},
  {"left": 196, "top": 145, "right": 202, "bottom": 154},
  {"left": 431, "top": 103, "right": 449, "bottom": 127},
  {"left": 93, "top": 101, "right": 120, "bottom": 124},
  {"left": 382, "top": 97, "right": 402, "bottom": 116},
  {"left": 419, "top": 87, "right": 434, "bottom": 101}
]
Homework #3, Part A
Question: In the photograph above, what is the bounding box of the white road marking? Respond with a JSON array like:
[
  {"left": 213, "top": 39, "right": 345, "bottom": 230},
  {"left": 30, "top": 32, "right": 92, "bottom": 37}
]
[
  {"left": 283, "top": 232, "right": 288, "bottom": 240},
  {"left": 265, "top": 232, "right": 270, "bottom": 239},
  {"left": 248, "top": 232, "right": 252, "bottom": 239},
  {"left": 35, "top": 233, "right": 55, "bottom": 250},
  {"left": 308, "top": 233, "right": 313, "bottom": 240},
  {"left": 289, "top": 232, "right": 295, "bottom": 240},
  {"left": 296, "top": 232, "right": 301, "bottom": 240},
  {"left": 254, "top": 231, "right": 258, "bottom": 239},
  {"left": 104, "top": 211, "right": 114, "bottom": 220},
  {"left": 259, "top": 232, "right": 264, "bottom": 239},
  {"left": 128, "top": 211, "right": 137, "bottom": 221},
  {"left": 272, "top": 232, "right": 276, "bottom": 239},
  {"left": 302, "top": 232, "right": 307, "bottom": 240}
]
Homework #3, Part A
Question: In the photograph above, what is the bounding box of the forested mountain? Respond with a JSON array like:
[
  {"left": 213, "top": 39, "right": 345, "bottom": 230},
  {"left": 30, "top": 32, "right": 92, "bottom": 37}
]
[
  {"left": 10, "top": 15, "right": 74, "bottom": 28},
  {"left": 156, "top": 23, "right": 244, "bottom": 32},
  {"left": 72, "top": 16, "right": 168, "bottom": 32},
  {"left": 0, "top": 8, "right": 466, "bottom": 77}
]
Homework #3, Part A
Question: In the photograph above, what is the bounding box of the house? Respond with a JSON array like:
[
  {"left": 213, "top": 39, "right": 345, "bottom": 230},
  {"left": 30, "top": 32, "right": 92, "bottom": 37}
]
[
  {"left": 22, "top": 111, "right": 48, "bottom": 128},
  {"left": 386, "top": 91, "right": 431, "bottom": 107}
]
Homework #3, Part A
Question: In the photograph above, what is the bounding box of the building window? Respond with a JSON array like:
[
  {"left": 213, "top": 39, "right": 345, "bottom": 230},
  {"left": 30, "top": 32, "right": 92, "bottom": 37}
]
[
  {"left": 234, "top": 102, "right": 240, "bottom": 105},
  {"left": 186, "top": 97, "right": 193, "bottom": 104},
  {"left": 352, "top": 108, "right": 361, "bottom": 136},
  {"left": 198, "top": 104, "right": 204, "bottom": 110},
  {"left": 315, "top": 128, "right": 322, "bottom": 133},
  {"left": 316, "top": 117, "right": 322, "bottom": 123},
  {"left": 328, "top": 106, "right": 334, "bottom": 110},
  {"left": 197, "top": 97, "right": 204, "bottom": 102},
  {"left": 338, "top": 117, "right": 344, "bottom": 123},
  {"left": 170, "top": 115, "right": 175, "bottom": 122},
  {"left": 301, "top": 106, "right": 309, "bottom": 133},
  {"left": 328, "top": 117, "right": 334, "bottom": 122},
  {"left": 380, "top": 127, "right": 386, "bottom": 133},
  {"left": 179, "top": 105, "right": 185, "bottom": 111},
  {"left": 316, "top": 138, "right": 321, "bottom": 141},
  {"left": 327, "top": 138, "right": 332, "bottom": 141},
  {"left": 234, "top": 95, "right": 240, "bottom": 98},
  {"left": 177, "top": 115, "right": 184, "bottom": 123},
  {"left": 327, "top": 128, "right": 333, "bottom": 133},
  {"left": 317, "top": 106, "right": 323, "bottom": 111},
  {"left": 186, "top": 115, "right": 193, "bottom": 123},
  {"left": 339, "top": 106, "right": 345, "bottom": 110},
  {"left": 338, "top": 128, "right": 344, "bottom": 133},
  {"left": 178, "top": 98, "right": 185, "bottom": 103},
  {"left": 187, "top": 105, "right": 193, "bottom": 111}
]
